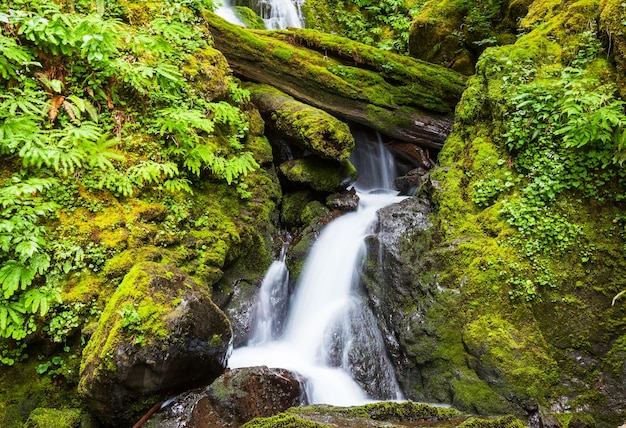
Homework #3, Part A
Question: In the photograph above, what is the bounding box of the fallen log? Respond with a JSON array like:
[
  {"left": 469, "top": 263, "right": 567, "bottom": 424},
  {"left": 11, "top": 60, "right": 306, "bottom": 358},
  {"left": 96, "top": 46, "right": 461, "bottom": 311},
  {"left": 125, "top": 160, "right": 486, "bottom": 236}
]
[{"left": 203, "top": 12, "right": 467, "bottom": 149}]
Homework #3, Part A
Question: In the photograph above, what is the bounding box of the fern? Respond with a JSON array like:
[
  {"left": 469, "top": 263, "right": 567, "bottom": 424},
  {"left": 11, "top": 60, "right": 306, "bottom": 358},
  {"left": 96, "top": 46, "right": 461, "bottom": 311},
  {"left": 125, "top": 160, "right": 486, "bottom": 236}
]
[
  {"left": 0, "top": 34, "right": 40, "bottom": 80},
  {"left": 128, "top": 161, "right": 180, "bottom": 186}
]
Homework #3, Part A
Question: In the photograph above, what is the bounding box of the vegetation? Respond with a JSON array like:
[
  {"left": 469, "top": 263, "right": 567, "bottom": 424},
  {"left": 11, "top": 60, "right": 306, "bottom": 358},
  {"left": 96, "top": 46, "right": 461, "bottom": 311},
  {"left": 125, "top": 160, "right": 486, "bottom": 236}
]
[
  {"left": 302, "top": 0, "right": 425, "bottom": 53},
  {"left": 0, "top": 0, "right": 259, "bottom": 349}
]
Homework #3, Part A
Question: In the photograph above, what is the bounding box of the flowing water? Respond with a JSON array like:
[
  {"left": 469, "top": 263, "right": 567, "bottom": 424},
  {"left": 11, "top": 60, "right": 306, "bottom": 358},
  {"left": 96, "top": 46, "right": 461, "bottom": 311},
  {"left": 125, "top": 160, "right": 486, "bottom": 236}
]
[
  {"left": 229, "top": 131, "right": 404, "bottom": 405},
  {"left": 215, "top": 0, "right": 246, "bottom": 26},
  {"left": 214, "top": 0, "right": 304, "bottom": 29},
  {"left": 257, "top": 0, "right": 304, "bottom": 29}
]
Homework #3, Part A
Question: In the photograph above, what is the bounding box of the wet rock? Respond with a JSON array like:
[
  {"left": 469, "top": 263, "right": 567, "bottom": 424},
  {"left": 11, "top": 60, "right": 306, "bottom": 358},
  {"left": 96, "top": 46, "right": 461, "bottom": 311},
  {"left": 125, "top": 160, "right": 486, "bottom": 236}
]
[
  {"left": 326, "top": 188, "right": 359, "bottom": 212},
  {"left": 144, "top": 366, "right": 306, "bottom": 427},
  {"left": 220, "top": 278, "right": 259, "bottom": 348},
  {"left": 394, "top": 168, "right": 429, "bottom": 196},
  {"left": 78, "top": 262, "right": 232, "bottom": 426},
  {"left": 360, "top": 197, "right": 434, "bottom": 399}
]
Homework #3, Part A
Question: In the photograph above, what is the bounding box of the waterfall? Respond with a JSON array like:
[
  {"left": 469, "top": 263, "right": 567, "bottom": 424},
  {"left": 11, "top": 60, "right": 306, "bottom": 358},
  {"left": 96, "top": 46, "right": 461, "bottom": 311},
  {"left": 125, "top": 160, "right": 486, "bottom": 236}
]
[
  {"left": 248, "top": 241, "right": 290, "bottom": 345},
  {"left": 229, "top": 131, "right": 404, "bottom": 405},
  {"left": 258, "top": 0, "right": 304, "bottom": 29},
  {"left": 215, "top": 0, "right": 246, "bottom": 26}
]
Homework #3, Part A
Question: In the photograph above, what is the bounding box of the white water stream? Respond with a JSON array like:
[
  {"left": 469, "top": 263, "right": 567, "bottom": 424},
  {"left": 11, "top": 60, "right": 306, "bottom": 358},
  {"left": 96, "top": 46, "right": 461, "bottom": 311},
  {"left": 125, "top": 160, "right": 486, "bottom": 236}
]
[
  {"left": 215, "top": 0, "right": 246, "bottom": 26},
  {"left": 258, "top": 0, "right": 304, "bottom": 29},
  {"left": 229, "top": 132, "right": 405, "bottom": 405},
  {"left": 215, "top": 0, "right": 304, "bottom": 29}
]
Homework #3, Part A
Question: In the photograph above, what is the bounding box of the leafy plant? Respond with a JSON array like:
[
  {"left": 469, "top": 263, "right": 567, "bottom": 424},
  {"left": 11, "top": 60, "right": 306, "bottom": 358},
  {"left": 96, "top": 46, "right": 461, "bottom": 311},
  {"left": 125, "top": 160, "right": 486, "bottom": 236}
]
[
  {"left": 473, "top": 32, "right": 626, "bottom": 299},
  {"left": 118, "top": 303, "right": 145, "bottom": 345}
]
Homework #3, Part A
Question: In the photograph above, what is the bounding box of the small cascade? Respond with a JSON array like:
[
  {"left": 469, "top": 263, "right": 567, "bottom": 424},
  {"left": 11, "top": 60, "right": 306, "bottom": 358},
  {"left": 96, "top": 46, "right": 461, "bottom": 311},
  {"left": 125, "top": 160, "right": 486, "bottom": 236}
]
[
  {"left": 258, "top": 0, "right": 304, "bottom": 29},
  {"left": 248, "top": 241, "right": 290, "bottom": 345},
  {"left": 229, "top": 131, "right": 404, "bottom": 405},
  {"left": 215, "top": 0, "right": 246, "bottom": 26}
]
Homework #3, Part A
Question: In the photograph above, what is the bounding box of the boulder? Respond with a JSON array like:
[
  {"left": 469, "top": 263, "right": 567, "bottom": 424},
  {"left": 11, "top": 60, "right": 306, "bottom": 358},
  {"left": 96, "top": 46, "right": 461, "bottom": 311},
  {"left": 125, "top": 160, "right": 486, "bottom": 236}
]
[
  {"left": 78, "top": 262, "right": 232, "bottom": 426},
  {"left": 144, "top": 366, "right": 306, "bottom": 427},
  {"left": 325, "top": 188, "right": 359, "bottom": 212},
  {"left": 279, "top": 156, "right": 358, "bottom": 193}
]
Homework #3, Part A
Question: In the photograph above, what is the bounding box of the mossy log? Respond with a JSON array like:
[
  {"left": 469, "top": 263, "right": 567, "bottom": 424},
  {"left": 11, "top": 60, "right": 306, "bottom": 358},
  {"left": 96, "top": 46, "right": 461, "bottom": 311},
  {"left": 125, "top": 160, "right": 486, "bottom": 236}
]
[
  {"left": 246, "top": 83, "right": 354, "bottom": 160},
  {"left": 203, "top": 12, "right": 467, "bottom": 149}
]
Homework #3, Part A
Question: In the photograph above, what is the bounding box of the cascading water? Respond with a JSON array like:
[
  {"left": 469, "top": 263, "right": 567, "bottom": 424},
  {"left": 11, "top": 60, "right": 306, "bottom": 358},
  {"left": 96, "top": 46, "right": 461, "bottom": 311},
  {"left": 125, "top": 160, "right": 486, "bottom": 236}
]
[
  {"left": 257, "top": 0, "right": 304, "bottom": 29},
  {"left": 248, "top": 241, "right": 290, "bottom": 345},
  {"left": 215, "top": 0, "right": 246, "bottom": 26},
  {"left": 229, "top": 131, "right": 405, "bottom": 405}
]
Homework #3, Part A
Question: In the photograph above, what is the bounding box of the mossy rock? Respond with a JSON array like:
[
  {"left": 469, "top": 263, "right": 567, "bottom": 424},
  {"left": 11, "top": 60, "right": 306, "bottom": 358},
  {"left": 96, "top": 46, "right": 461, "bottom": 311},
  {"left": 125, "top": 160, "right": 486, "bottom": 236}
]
[
  {"left": 279, "top": 157, "right": 357, "bottom": 193},
  {"left": 246, "top": 83, "right": 354, "bottom": 161},
  {"left": 414, "top": 0, "right": 626, "bottom": 422},
  {"left": 78, "top": 262, "right": 232, "bottom": 426},
  {"left": 244, "top": 401, "right": 464, "bottom": 427},
  {"left": 408, "top": 0, "right": 522, "bottom": 74}
]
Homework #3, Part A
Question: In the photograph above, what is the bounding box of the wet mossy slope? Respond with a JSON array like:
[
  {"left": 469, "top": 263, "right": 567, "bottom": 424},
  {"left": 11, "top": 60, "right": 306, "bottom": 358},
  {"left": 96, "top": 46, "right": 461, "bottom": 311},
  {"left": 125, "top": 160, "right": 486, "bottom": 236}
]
[{"left": 407, "top": 0, "right": 626, "bottom": 424}]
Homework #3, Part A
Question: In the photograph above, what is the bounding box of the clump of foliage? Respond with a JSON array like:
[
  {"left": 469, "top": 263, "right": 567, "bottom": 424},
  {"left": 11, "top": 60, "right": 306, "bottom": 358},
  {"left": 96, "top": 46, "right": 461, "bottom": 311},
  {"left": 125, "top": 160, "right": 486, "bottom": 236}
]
[
  {"left": 470, "top": 32, "right": 626, "bottom": 300},
  {"left": 303, "top": 0, "right": 424, "bottom": 53},
  {"left": 0, "top": 0, "right": 258, "bottom": 353}
]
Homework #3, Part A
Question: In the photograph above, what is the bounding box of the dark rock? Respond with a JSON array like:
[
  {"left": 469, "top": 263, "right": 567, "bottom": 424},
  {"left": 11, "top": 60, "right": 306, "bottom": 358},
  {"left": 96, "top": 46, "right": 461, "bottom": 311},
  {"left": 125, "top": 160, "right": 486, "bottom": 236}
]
[
  {"left": 78, "top": 262, "right": 232, "bottom": 426},
  {"left": 360, "top": 197, "right": 434, "bottom": 399},
  {"left": 394, "top": 168, "right": 429, "bottom": 196},
  {"left": 221, "top": 278, "right": 260, "bottom": 348},
  {"left": 527, "top": 405, "right": 561, "bottom": 428},
  {"left": 325, "top": 188, "right": 359, "bottom": 212},
  {"left": 144, "top": 366, "right": 306, "bottom": 428}
]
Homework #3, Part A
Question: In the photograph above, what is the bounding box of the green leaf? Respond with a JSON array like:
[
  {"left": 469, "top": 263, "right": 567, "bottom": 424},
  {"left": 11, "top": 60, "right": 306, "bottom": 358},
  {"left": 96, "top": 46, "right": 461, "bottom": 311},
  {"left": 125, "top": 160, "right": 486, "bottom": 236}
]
[{"left": 0, "top": 261, "right": 36, "bottom": 299}]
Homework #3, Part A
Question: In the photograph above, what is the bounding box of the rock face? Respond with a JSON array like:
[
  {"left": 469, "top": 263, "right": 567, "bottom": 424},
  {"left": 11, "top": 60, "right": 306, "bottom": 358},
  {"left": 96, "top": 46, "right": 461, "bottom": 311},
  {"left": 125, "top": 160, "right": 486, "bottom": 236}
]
[
  {"left": 360, "top": 197, "right": 434, "bottom": 400},
  {"left": 144, "top": 366, "right": 306, "bottom": 427},
  {"left": 78, "top": 262, "right": 232, "bottom": 426}
]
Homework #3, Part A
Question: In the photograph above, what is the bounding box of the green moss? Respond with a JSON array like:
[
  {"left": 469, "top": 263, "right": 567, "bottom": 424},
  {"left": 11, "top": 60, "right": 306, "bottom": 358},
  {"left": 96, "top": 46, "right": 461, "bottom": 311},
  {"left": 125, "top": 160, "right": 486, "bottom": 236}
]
[
  {"left": 242, "top": 413, "right": 330, "bottom": 428},
  {"left": 251, "top": 402, "right": 465, "bottom": 427},
  {"left": 555, "top": 412, "right": 597, "bottom": 428},
  {"left": 247, "top": 83, "right": 355, "bottom": 161},
  {"left": 458, "top": 415, "right": 526, "bottom": 428},
  {"left": 281, "top": 191, "right": 314, "bottom": 227},
  {"left": 301, "top": 201, "right": 329, "bottom": 225},
  {"left": 233, "top": 6, "right": 266, "bottom": 29},
  {"left": 80, "top": 263, "right": 181, "bottom": 377},
  {"left": 24, "top": 408, "right": 84, "bottom": 428},
  {"left": 279, "top": 157, "right": 358, "bottom": 193}
]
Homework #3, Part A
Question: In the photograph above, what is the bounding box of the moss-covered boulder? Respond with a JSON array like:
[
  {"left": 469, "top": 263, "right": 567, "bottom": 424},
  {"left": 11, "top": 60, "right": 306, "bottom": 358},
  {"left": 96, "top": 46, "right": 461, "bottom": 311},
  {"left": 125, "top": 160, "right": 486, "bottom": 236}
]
[
  {"left": 279, "top": 157, "right": 358, "bottom": 193},
  {"left": 144, "top": 366, "right": 306, "bottom": 427},
  {"left": 247, "top": 83, "right": 355, "bottom": 161},
  {"left": 383, "top": 0, "right": 626, "bottom": 424},
  {"left": 78, "top": 262, "right": 232, "bottom": 426}
]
